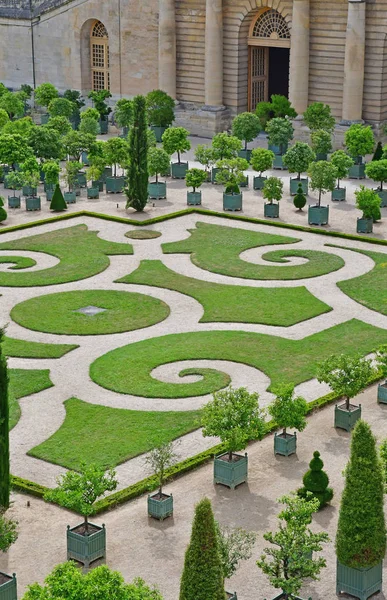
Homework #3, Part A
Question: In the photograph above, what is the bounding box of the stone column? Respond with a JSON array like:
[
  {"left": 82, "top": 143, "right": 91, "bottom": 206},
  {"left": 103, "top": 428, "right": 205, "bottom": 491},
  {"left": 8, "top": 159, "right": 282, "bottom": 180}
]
[
  {"left": 204, "top": 0, "right": 223, "bottom": 106},
  {"left": 158, "top": 0, "right": 176, "bottom": 98},
  {"left": 288, "top": 0, "right": 310, "bottom": 115},
  {"left": 341, "top": 0, "right": 366, "bottom": 122}
]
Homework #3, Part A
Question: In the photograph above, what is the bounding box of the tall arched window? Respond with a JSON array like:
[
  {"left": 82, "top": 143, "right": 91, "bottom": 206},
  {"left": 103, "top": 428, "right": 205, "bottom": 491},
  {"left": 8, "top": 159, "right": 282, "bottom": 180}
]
[{"left": 91, "top": 20, "right": 110, "bottom": 91}]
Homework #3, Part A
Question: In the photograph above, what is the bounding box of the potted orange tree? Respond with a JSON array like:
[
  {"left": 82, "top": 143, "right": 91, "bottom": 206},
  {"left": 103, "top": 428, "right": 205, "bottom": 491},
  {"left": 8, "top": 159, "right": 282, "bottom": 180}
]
[
  {"left": 147, "top": 146, "right": 170, "bottom": 200},
  {"left": 330, "top": 150, "right": 354, "bottom": 201},
  {"left": 250, "top": 147, "right": 275, "bottom": 190},
  {"left": 307, "top": 160, "right": 337, "bottom": 226},
  {"left": 145, "top": 441, "right": 178, "bottom": 520},
  {"left": 355, "top": 186, "right": 381, "bottom": 234},
  {"left": 162, "top": 126, "right": 191, "bottom": 179},
  {"left": 231, "top": 111, "right": 261, "bottom": 161},
  {"left": 365, "top": 159, "right": 387, "bottom": 207},
  {"left": 263, "top": 176, "right": 283, "bottom": 218},
  {"left": 185, "top": 168, "right": 207, "bottom": 205},
  {"left": 283, "top": 141, "right": 315, "bottom": 196},
  {"left": 216, "top": 522, "right": 256, "bottom": 600},
  {"left": 0, "top": 508, "right": 18, "bottom": 600},
  {"left": 376, "top": 345, "right": 387, "bottom": 404},
  {"left": 268, "top": 383, "right": 308, "bottom": 456},
  {"left": 215, "top": 157, "right": 249, "bottom": 211},
  {"left": 344, "top": 123, "right": 374, "bottom": 180}
]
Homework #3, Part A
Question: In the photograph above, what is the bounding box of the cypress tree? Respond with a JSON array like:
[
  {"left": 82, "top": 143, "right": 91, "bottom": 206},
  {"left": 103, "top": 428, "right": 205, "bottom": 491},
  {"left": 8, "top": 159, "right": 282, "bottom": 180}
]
[
  {"left": 293, "top": 182, "right": 306, "bottom": 210},
  {"left": 179, "top": 498, "right": 225, "bottom": 600},
  {"left": 49, "top": 184, "right": 67, "bottom": 212},
  {"left": 373, "top": 141, "right": 383, "bottom": 161},
  {"left": 125, "top": 95, "right": 149, "bottom": 212},
  {"left": 298, "top": 450, "right": 333, "bottom": 509},
  {"left": 336, "top": 420, "right": 386, "bottom": 569},
  {"left": 0, "top": 328, "right": 10, "bottom": 509}
]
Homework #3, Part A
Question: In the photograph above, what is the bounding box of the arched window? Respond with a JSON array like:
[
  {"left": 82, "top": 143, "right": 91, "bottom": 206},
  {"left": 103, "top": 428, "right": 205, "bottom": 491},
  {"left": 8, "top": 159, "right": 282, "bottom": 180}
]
[
  {"left": 91, "top": 20, "right": 110, "bottom": 91},
  {"left": 251, "top": 9, "right": 290, "bottom": 40}
]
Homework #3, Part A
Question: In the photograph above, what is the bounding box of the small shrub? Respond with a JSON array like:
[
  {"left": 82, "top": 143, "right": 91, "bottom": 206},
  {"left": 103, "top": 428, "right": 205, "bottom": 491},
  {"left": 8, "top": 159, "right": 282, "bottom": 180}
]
[
  {"left": 298, "top": 451, "right": 333, "bottom": 509},
  {"left": 293, "top": 182, "right": 306, "bottom": 210}
]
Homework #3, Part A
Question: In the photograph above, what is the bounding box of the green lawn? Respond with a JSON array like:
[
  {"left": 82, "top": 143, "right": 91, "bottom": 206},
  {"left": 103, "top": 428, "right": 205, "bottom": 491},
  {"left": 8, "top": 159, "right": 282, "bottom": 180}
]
[
  {"left": 162, "top": 222, "right": 345, "bottom": 280},
  {"left": 0, "top": 256, "right": 36, "bottom": 269},
  {"left": 3, "top": 336, "right": 77, "bottom": 358},
  {"left": 11, "top": 290, "right": 170, "bottom": 335},
  {"left": 0, "top": 224, "right": 133, "bottom": 286},
  {"left": 90, "top": 319, "right": 387, "bottom": 398},
  {"left": 29, "top": 397, "right": 202, "bottom": 470},
  {"left": 118, "top": 260, "right": 331, "bottom": 326},
  {"left": 9, "top": 369, "right": 53, "bottom": 429},
  {"left": 125, "top": 230, "right": 161, "bottom": 240}
]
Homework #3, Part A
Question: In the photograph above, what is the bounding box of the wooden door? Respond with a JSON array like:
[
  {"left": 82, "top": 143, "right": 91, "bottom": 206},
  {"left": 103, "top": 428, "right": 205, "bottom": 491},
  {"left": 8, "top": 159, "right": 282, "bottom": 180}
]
[{"left": 248, "top": 46, "right": 269, "bottom": 111}]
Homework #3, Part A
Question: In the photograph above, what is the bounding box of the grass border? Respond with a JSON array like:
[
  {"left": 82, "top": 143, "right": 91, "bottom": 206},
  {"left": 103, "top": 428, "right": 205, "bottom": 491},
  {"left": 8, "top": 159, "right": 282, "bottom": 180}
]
[{"left": 11, "top": 369, "right": 384, "bottom": 515}]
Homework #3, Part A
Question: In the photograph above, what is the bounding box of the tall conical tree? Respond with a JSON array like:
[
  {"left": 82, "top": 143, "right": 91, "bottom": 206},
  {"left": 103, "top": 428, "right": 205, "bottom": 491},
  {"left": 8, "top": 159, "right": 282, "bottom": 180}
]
[
  {"left": 336, "top": 420, "right": 386, "bottom": 569},
  {"left": 50, "top": 184, "right": 67, "bottom": 212},
  {"left": 180, "top": 497, "right": 225, "bottom": 600},
  {"left": 125, "top": 94, "right": 149, "bottom": 212},
  {"left": 0, "top": 328, "right": 10, "bottom": 509}
]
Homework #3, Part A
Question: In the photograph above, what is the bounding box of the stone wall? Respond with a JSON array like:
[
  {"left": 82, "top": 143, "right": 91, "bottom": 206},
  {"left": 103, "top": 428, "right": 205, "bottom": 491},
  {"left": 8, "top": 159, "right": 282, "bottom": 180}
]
[{"left": 175, "top": 0, "right": 205, "bottom": 103}]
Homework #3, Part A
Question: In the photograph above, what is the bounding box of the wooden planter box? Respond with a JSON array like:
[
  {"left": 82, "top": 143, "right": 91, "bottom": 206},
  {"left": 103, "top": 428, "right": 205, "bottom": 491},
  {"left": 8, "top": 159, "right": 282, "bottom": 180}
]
[
  {"left": 357, "top": 218, "right": 373, "bottom": 234},
  {"left": 377, "top": 382, "right": 387, "bottom": 404},
  {"left": 150, "top": 125, "right": 167, "bottom": 143},
  {"left": 87, "top": 187, "right": 99, "bottom": 199},
  {"left": 44, "top": 182, "right": 55, "bottom": 192},
  {"left": 332, "top": 187, "right": 346, "bottom": 201},
  {"left": 46, "top": 189, "right": 54, "bottom": 201},
  {"left": 274, "top": 432, "right": 297, "bottom": 457},
  {"left": 264, "top": 202, "right": 279, "bottom": 218},
  {"left": 81, "top": 151, "right": 89, "bottom": 166},
  {"left": 187, "top": 191, "right": 202, "bottom": 205},
  {"left": 76, "top": 172, "right": 87, "bottom": 188},
  {"left": 223, "top": 192, "right": 242, "bottom": 211},
  {"left": 99, "top": 118, "right": 108, "bottom": 134},
  {"left": 0, "top": 573, "right": 17, "bottom": 600},
  {"left": 376, "top": 188, "right": 387, "bottom": 207},
  {"left": 334, "top": 403, "right": 361, "bottom": 432},
  {"left": 226, "top": 592, "right": 237, "bottom": 600},
  {"left": 273, "top": 154, "right": 286, "bottom": 170},
  {"left": 101, "top": 167, "right": 113, "bottom": 182},
  {"left": 336, "top": 560, "right": 382, "bottom": 600},
  {"left": 148, "top": 181, "right": 167, "bottom": 199},
  {"left": 308, "top": 205, "right": 329, "bottom": 226},
  {"left": 253, "top": 175, "right": 267, "bottom": 190},
  {"left": 238, "top": 149, "right": 252, "bottom": 161},
  {"left": 40, "top": 114, "right": 49, "bottom": 125},
  {"left": 211, "top": 167, "right": 221, "bottom": 184},
  {"left": 239, "top": 175, "right": 249, "bottom": 188},
  {"left": 348, "top": 163, "right": 366, "bottom": 179},
  {"left": 64, "top": 191, "right": 76, "bottom": 204},
  {"left": 23, "top": 185, "right": 37, "bottom": 197},
  {"left": 315, "top": 152, "right": 328, "bottom": 161},
  {"left": 214, "top": 452, "right": 248, "bottom": 489},
  {"left": 147, "top": 492, "right": 173, "bottom": 520},
  {"left": 92, "top": 180, "right": 104, "bottom": 192},
  {"left": 290, "top": 177, "right": 308, "bottom": 196},
  {"left": 25, "top": 196, "right": 41, "bottom": 211},
  {"left": 268, "top": 142, "right": 288, "bottom": 155},
  {"left": 106, "top": 176, "right": 125, "bottom": 194},
  {"left": 7, "top": 196, "right": 20, "bottom": 209},
  {"left": 67, "top": 522, "right": 106, "bottom": 568},
  {"left": 171, "top": 161, "right": 189, "bottom": 179}
]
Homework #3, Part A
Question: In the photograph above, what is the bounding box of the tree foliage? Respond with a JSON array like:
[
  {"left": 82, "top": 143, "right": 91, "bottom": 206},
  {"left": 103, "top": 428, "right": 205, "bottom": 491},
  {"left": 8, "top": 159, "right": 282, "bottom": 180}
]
[
  {"left": 162, "top": 127, "right": 190, "bottom": 163},
  {"left": 125, "top": 95, "right": 149, "bottom": 211},
  {"left": 336, "top": 420, "right": 386, "bottom": 568},
  {"left": 46, "top": 116, "right": 72, "bottom": 137},
  {"left": 308, "top": 160, "right": 337, "bottom": 205},
  {"left": 0, "top": 328, "right": 10, "bottom": 509},
  {"left": 28, "top": 126, "right": 63, "bottom": 162},
  {"left": 268, "top": 383, "right": 307, "bottom": 436},
  {"left": 215, "top": 157, "right": 248, "bottom": 194},
  {"left": 42, "top": 160, "right": 60, "bottom": 185},
  {"left": 179, "top": 498, "right": 225, "bottom": 600},
  {"left": 372, "top": 141, "right": 383, "bottom": 161},
  {"left": 0, "top": 508, "right": 18, "bottom": 553},
  {"left": 283, "top": 142, "right": 315, "bottom": 178},
  {"left": 104, "top": 137, "right": 129, "bottom": 176},
  {"left": 317, "top": 353, "right": 374, "bottom": 410},
  {"left": 298, "top": 451, "right": 333, "bottom": 509},
  {"left": 365, "top": 159, "right": 387, "bottom": 190},
  {"left": 265, "top": 118, "right": 294, "bottom": 153},
  {"left": 115, "top": 98, "right": 133, "bottom": 129},
  {"left": 345, "top": 124, "right": 375, "bottom": 159},
  {"left": 48, "top": 98, "right": 75, "bottom": 119},
  {"left": 263, "top": 176, "right": 283, "bottom": 204},
  {"left": 34, "top": 83, "right": 58, "bottom": 108},
  {"left": 231, "top": 112, "right": 261, "bottom": 149},
  {"left": 303, "top": 102, "right": 335, "bottom": 132},
  {"left": 145, "top": 442, "right": 178, "bottom": 495},
  {"left": 330, "top": 150, "right": 354, "bottom": 187},
  {"left": 185, "top": 168, "right": 207, "bottom": 192},
  {"left": 88, "top": 89, "right": 112, "bottom": 119},
  {"left": 215, "top": 523, "right": 256, "bottom": 580},
  {"left": 194, "top": 144, "right": 215, "bottom": 171},
  {"left": 211, "top": 133, "right": 241, "bottom": 161},
  {"left": 0, "top": 108, "right": 10, "bottom": 130},
  {"left": 375, "top": 344, "right": 387, "bottom": 380},
  {"left": 250, "top": 148, "right": 274, "bottom": 175},
  {"left": 311, "top": 129, "right": 332, "bottom": 155},
  {"left": 355, "top": 186, "right": 382, "bottom": 221},
  {"left": 0, "top": 133, "right": 32, "bottom": 167},
  {"left": 148, "top": 147, "right": 170, "bottom": 184},
  {"left": 145, "top": 89, "right": 175, "bottom": 127},
  {"left": 0, "top": 92, "right": 26, "bottom": 120},
  {"left": 293, "top": 182, "right": 306, "bottom": 210}
]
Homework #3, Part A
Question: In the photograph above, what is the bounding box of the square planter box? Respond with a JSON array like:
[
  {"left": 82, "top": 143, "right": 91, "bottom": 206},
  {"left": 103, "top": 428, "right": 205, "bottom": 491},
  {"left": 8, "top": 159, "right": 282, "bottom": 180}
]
[
  {"left": 308, "top": 205, "right": 329, "bottom": 226},
  {"left": 253, "top": 175, "right": 267, "bottom": 190},
  {"left": 274, "top": 432, "right": 297, "bottom": 457},
  {"left": 25, "top": 196, "right": 41, "bottom": 211},
  {"left": 7, "top": 196, "right": 20, "bottom": 209},
  {"left": 87, "top": 187, "right": 99, "bottom": 199},
  {"left": 106, "top": 176, "right": 125, "bottom": 194},
  {"left": 101, "top": 167, "right": 113, "bottom": 183},
  {"left": 357, "top": 218, "right": 373, "bottom": 234},
  {"left": 99, "top": 118, "right": 108, "bottom": 134},
  {"left": 92, "top": 179, "right": 104, "bottom": 192},
  {"left": 76, "top": 172, "right": 87, "bottom": 188},
  {"left": 377, "top": 381, "right": 387, "bottom": 404},
  {"left": 23, "top": 185, "right": 37, "bottom": 197},
  {"left": 40, "top": 114, "right": 49, "bottom": 125},
  {"left": 0, "top": 572, "right": 17, "bottom": 600},
  {"left": 264, "top": 202, "right": 279, "bottom": 218},
  {"left": 268, "top": 143, "right": 288, "bottom": 155},
  {"left": 332, "top": 187, "right": 346, "bottom": 202},
  {"left": 150, "top": 125, "right": 167, "bottom": 143},
  {"left": 81, "top": 151, "right": 89, "bottom": 166},
  {"left": 273, "top": 154, "right": 286, "bottom": 170},
  {"left": 44, "top": 182, "right": 55, "bottom": 193},
  {"left": 238, "top": 149, "right": 252, "bottom": 161},
  {"left": 187, "top": 191, "right": 202, "bottom": 205},
  {"left": 315, "top": 152, "right": 328, "bottom": 161},
  {"left": 148, "top": 181, "right": 167, "bottom": 199},
  {"left": 3, "top": 177, "right": 10, "bottom": 190},
  {"left": 171, "top": 161, "right": 189, "bottom": 179},
  {"left": 290, "top": 177, "right": 308, "bottom": 196},
  {"left": 336, "top": 560, "right": 382, "bottom": 600},
  {"left": 46, "top": 189, "right": 54, "bottom": 202},
  {"left": 211, "top": 167, "right": 221, "bottom": 184},
  {"left": 226, "top": 593, "right": 237, "bottom": 600},
  {"left": 147, "top": 492, "right": 173, "bottom": 520},
  {"left": 64, "top": 191, "right": 77, "bottom": 204},
  {"left": 214, "top": 452, "right": 248, "bottom": 489},
  {"left": 67, "top": 522, "right": 106, "bottom": 568},
  {"left": 223, "top": 192, "right": 242, "bottom": 211},
  {"left": 334, "top": 403, "right": 361, "bottom": 432},
  {"left": 39, "top": 169, "right": 45, "bottom": 183},
  {"left": 348, "top": 163, "right": 366, "bottom": 179},
  {"left": 376, "top": 188, "right": 387, "bottom": 207},
  {"left": 239, "top": 175, "right": 249, "bottom": 188}
]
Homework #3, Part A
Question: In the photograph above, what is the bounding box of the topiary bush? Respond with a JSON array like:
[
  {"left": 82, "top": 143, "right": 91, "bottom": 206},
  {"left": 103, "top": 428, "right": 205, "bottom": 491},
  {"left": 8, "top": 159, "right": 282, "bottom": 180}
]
[
  {"left": 298, "top": 451, "right": 333, "bottom": 509},
  {"left": 50, "top": 184, "right": 67, "bottom": 212},
  {"left": 293, "top": 182, "right": 306, "bottom": 210}
]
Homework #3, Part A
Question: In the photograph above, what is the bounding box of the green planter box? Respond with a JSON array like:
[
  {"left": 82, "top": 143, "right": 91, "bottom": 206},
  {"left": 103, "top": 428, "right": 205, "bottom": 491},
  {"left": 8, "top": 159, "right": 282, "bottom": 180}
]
[
  {"left": 239, "top": 175, "right": 249, "bottom": 188},
  {"left": 211, "top": 167, "right": 221, "bottom": 184},
  {"left": 214, "top": 452, "right": 248, "bottom": 489},
  {"left": 274, "top": 432, "right": 297, "bottom": 456},
  {"left": 308, "top": 205, "right": 329, "bottom": 226},
  {"left": 3, "top": 176, "right": 10, "bottom": 190},
  {"left": 148, "top": 181, "right": 167, "bottom": 199},
  {"left": 315, "top": 152, "right": 328, "bottom": 161},
  {"left": 348, "top": 163, "right": 366, "bottom": 179},
  {"left": 25, "top": 196, "right": 41, "bottom": 211},
  {"left": 92, "top": 179, "right": 104, "bottom": 192},
  {"left": 171, "top": 161, "right": 189, "bottom": 179},
  {"left": 46, "top": 189, "right": 54, "bottom": 202},
  {"left": 336, "top": 560, "right": 382, "bottom": 600},
  {"left": 147, "top": 493, "right": 173, "bottom": 520},
  {"left": 106, "top": 176, "right": 125, "bottom": 194},
  {"left": 376, "top": 188, "right": 387, "bottom": 207},
  {"left": 0, "top": 572, "right": 17, "bottom": 600},
  {"left": 268, "top": 143, "right": 288, "bottom": 155},
  {"left": 334, "top": 403, "right": 361, "bottom": 432},
  {"left": 23, "top": 185, "right": 37, "bottom": 197},
  {"left": 87, "top": 187, "right": 99, "bottom": 199},
  {"left": 332, "top": 187, "right": 346, "bottom": 201},
  {"left": 223, "top": 192, "right": 242, "bottom": 211},
  {"left": 226, "top": 593, "right": 237, "bottom": 600},
  {"left": 253, "top": 175, "right": 267, "bottom": 190},
  {"left": 238, "top": 149, "right": 252, "bottom": 161},
  {"left": 7, "top": 196, "right": 20, "bottom": 209},
  {"left": 150, "top": 125, "right": 167, "bottom": 143},
  {"left": 264, "top": 202, "right": 279, "bottom": 218},
  {"left": 81, "top": 151, "right": 89, "bottom": 166},
  {"left": 67, "top": 522, "right": 106, "bottom": 568},
  {"left": 357, "top": 218, "right": 373, "bottom": 234},
  {"left": 39, "top": 169, "right": 45, "bottom": 183},
  {"left": 290, "top": 177, "right": 308, "bottom": 196},
  {"left": 273, "top": 154, "right": 286, "bottom": 170},
  {"left": 64, "top": 191, "right": 76, "bottom": 204},
  {"left": 187, "top": 191, "right": 202, "bottom": 205},
  {"left": 119, "top": 126, "right": 129, "bottom": 138},
  {"left": 40, "top": 114, "right": 49, "bottom": 125},
  {"left": 377, "top": 382, "right": 387, "bottom": 404},
  {"left": 76, "top": 172, "right": 87, "bottom": 188},
  {"left": 99, "top": 118, "right": 108, "bottom": 134},
  {"left": 74, "top": 183, "right": 81, "bottom": 197},
  {"left": 44, "top": 182, "right": 55, "bottom": 193},
  {"left": 101, "top": 167, "right": 113, "bottom": 183},
  {"left": 160, "top": 164, "right": 171, "bottom": 177}
]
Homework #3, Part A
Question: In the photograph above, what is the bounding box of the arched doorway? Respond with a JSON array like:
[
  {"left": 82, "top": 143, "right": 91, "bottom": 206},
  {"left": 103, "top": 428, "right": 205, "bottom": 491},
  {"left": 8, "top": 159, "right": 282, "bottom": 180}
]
[
  {"left": 90, "top": 20, "right": 110, "bottom": 91},
  {"left": 248, "top": 9, "right": 290, "bottom": 110}
]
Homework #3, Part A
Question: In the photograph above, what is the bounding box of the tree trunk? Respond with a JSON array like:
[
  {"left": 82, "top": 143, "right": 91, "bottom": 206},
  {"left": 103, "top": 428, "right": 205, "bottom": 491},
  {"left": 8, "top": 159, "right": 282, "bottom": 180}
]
[
  {"left": 156, "top": 172, "right": 158, "bottom": 184},
  {"left": 177, "top": 150, "right": 181, "bottom": 164},
  {"left": 84, "top": 514, "right": 89, "bottom": 535},
  {"left": 345, "top": 395, "right": 350, "bottom": 411},
  {"left": 318, "top": 189, "right": 322, "bottom": 206},
  {"left": 337, "top": 178, "right": 340, "bottom": 189},
  {"left": 244, "top": 140, "right": 247, "bottom": 151},
  {"left": 283, "top": 427, "right": 287, "bottom": 437},
  {"left": 228, "top": 450, "right": 233, "bottom": 462}
]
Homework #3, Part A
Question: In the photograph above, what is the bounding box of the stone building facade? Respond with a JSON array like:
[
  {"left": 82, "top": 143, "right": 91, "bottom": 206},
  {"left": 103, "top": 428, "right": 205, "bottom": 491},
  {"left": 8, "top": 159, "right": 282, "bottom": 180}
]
[{"left": 0, "top": 0, "right": 386, "bottom": 136}]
